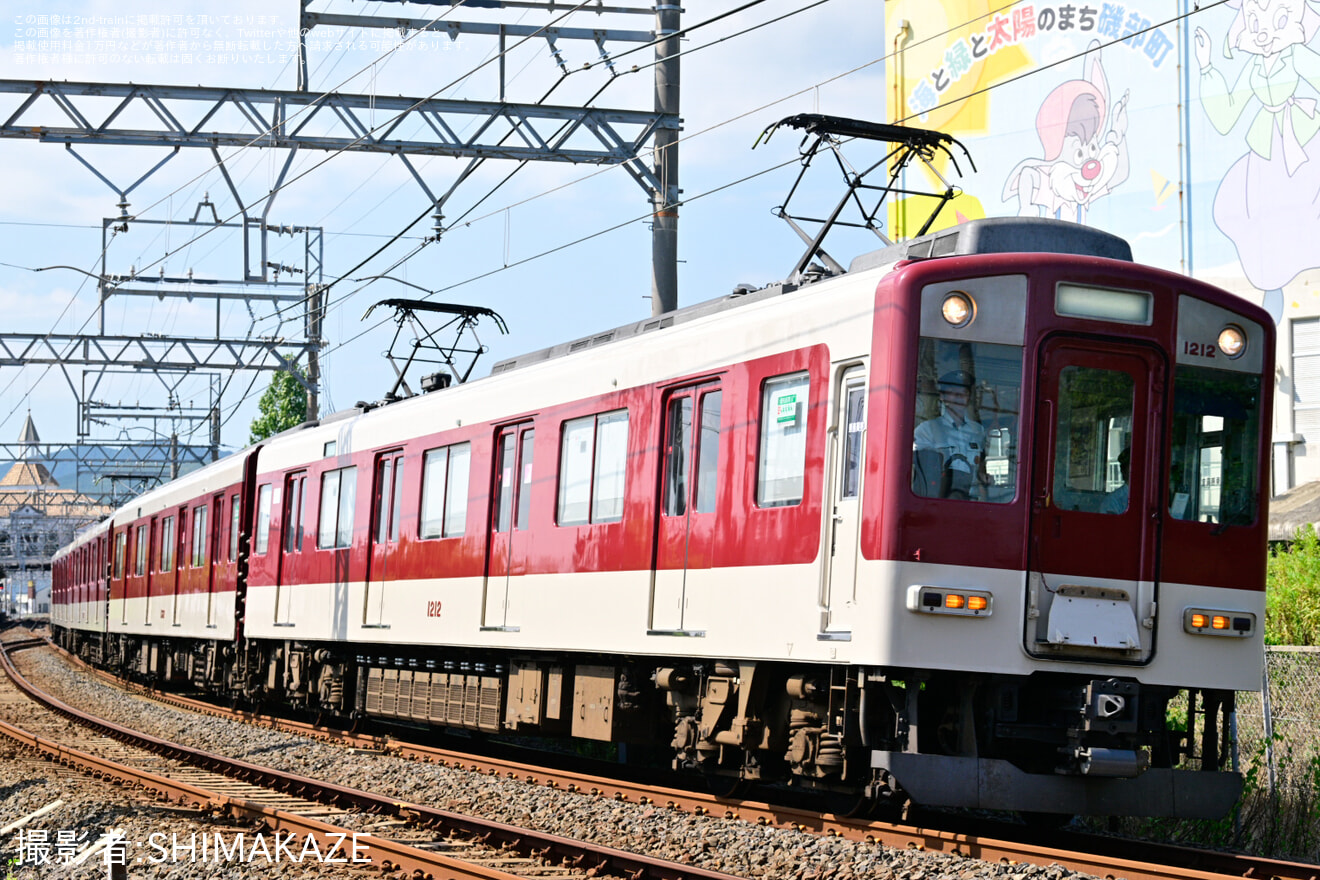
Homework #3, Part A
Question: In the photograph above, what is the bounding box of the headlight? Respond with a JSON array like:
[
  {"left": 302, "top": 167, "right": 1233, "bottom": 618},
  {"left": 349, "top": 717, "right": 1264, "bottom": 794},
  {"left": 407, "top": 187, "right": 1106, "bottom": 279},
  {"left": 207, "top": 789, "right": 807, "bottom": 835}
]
[
  {"left": 941, "top": 292, "right": 975, "bottom": 328},
  {"left": 1217, "top": 325, "right": 1246, "bottom": 359}
]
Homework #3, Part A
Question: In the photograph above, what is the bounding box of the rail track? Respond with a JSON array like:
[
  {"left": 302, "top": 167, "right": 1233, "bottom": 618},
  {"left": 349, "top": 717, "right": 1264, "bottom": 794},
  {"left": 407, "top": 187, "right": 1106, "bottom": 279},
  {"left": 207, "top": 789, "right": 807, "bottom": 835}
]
[
  {"left": 23, "top": 637, "right": 1320, "bottom": 880},
  {"left": 0, "top": 636, "right": 746, "bottom": 880}
]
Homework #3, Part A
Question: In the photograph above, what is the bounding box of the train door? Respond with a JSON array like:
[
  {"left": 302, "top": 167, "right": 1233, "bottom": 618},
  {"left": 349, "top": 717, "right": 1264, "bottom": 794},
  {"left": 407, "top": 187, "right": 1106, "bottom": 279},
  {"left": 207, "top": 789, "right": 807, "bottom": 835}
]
[
  {"left": 820, "top": 365, "right": 867, "bottom": 638},
  {"left": 206, "top": 493, "right": 223, "bottom": 628},
  {"left": 275, "top": 471, "right": 306, "bottom": 625},
  {"left": 650, "top": 382, "right": 721, "bottom": 635},
  {"left": 171, "top": 507, "right": 189, "bottom": 626},
  {"left": 365, "top": 451, "right": 405, "bottom": 627},
  {"left": 1026, "top": 337, "right": 1164, "bottom": 663},
  {"left": 145, "top": 516, "right": 160, "bottom": 624},
  {"left": 483, "top": 423, "right": 533, "bottom": 631}
]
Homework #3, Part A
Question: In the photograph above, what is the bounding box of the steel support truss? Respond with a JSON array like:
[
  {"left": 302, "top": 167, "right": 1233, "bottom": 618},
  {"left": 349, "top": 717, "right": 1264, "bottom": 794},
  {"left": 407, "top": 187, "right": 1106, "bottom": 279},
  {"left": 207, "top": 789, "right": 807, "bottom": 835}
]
[
  {"left": 0, "top": 80, "right": 672, "bottom": 190},
  {"left": 0, "top": 1, "right": 679, "bottom": 515}
]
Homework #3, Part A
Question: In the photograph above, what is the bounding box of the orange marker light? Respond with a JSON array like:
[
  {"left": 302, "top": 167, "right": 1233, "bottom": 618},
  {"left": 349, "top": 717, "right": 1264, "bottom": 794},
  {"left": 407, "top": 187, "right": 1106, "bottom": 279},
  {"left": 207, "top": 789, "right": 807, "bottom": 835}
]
[
  {"left": 945, "top": 594, "right": 966, "bottom": 610},
  {"left": 967, "top": 595, "right": 988, "bottom": 611},
  {"left": 1191, "top": 613, "right": 1208, "bottom": 628},
  {"left": 1212, "top": 615, "right": 1230, "bottom": 630}
]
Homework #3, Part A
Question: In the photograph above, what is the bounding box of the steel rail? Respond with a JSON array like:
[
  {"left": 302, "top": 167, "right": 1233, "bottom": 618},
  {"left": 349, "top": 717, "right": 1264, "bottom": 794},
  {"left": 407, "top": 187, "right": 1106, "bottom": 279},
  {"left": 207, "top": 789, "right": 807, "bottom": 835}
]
[
  {"left": 48, "top": 643, "right": 1320, "bottom": 880},
  {"left": 97, "top": 674, "right": 1320, "bottom": 880}
]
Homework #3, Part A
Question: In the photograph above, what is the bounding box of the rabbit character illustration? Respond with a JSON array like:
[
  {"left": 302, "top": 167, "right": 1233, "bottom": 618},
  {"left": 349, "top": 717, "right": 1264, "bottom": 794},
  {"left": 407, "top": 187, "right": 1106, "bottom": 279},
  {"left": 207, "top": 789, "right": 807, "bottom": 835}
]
[{"left": 1003, "top": 43, "right": 1130, "bottom": 224}]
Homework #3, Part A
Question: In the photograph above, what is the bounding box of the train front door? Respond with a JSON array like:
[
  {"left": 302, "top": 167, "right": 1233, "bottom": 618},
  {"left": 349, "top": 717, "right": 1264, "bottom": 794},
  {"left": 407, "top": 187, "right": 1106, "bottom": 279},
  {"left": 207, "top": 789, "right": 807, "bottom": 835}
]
[
  {"left": 365, "top": 451, "right": 405, "bottom": 627},
  {"left": 821, "top": 366, "right": 867, "bottom": 638},
  {"left": 483, "top": 423, "right": 533, "bottom": 631},
  {"left": 1026, "top": 337, "right": 1164, "bottom": 664},
  {"left": 650, "top": 382, "right": 721, "bottom": 635}
]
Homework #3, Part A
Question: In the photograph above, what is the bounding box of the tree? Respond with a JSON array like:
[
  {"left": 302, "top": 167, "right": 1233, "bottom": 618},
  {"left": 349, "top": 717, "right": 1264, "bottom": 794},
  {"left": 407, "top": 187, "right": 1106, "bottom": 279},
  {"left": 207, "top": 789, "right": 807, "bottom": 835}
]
[{"left": 249, "top": 368, "right": 308, "bottom": 444}]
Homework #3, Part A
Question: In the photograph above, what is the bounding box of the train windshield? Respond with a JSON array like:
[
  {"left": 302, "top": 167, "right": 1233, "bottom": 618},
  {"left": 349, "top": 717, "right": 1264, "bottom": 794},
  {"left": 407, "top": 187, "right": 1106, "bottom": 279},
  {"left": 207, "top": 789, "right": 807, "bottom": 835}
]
[
  {"left": 1168, "top": 365, "right": 1262, "bottom": 526},
  {"left": 912, "top": 338, "right": 1022, "bottom": 503}
]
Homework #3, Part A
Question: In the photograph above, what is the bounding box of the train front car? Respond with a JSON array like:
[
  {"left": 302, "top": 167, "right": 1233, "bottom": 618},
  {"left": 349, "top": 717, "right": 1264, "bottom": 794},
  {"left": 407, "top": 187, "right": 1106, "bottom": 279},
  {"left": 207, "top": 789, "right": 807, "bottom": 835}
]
[{"left": 859, "top": 219, "right": 1271, "bottom": 818}]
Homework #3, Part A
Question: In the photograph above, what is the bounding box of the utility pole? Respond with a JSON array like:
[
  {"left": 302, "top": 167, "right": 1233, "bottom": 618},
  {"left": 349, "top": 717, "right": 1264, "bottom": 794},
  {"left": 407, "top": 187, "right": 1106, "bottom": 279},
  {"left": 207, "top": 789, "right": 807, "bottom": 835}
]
[{"left": 651, "top": 3, "right": 681, "bottom": 317}]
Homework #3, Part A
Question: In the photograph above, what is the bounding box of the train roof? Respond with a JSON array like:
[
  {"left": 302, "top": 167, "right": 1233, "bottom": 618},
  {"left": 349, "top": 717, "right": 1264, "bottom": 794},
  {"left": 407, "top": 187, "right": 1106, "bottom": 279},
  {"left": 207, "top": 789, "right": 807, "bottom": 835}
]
[
  {"left": 254, "top": 218, "right": 1149, "bottom": 460},
  {"left": 490, "top": 218, "right": 1133, "bottom": 378},
  {"left": 846, "top": 217, "right": 1133, "bottom": 271},
  {"left": 110, "top": 447, "right": 249, "bottom": 523}
]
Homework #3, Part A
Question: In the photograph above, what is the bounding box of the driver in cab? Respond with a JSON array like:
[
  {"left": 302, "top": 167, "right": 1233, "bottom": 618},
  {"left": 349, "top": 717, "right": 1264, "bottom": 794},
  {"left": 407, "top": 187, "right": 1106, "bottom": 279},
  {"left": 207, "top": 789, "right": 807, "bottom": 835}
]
[{"left": 915, "top": 370, "right": 986, "bottom": 500}]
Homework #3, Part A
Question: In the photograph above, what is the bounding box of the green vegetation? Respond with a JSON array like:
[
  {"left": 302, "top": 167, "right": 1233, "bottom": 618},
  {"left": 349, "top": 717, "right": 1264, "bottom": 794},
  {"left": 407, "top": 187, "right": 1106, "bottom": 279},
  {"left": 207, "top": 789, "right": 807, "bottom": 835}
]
[
  {"left": 249, "top": 367, "right": 309, "bottom": 445},
  {"left": 1266, "top": 525, "right": 1320, "bottom": 646}
]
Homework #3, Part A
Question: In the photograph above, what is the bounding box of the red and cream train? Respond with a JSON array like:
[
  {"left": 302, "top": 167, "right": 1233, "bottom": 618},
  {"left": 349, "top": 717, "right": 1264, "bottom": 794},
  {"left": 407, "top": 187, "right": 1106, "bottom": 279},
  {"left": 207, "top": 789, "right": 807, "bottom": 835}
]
[{"left": 52, "top": 218, "right": 1271, "bottom": 818}]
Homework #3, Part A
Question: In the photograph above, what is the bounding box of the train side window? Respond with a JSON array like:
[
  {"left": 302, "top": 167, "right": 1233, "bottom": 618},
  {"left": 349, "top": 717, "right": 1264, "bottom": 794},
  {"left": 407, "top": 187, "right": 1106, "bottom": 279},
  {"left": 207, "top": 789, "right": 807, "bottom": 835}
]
[
  {"left": 420, "top": 442, "right": 471, "bottom": 539},
  {"left": 255, "top": 484, "right": 273, "bottom": 554},
  {"left": 285, "top": 474, "right": 306, "bottom": 553},
  {"left": 318, "top": 466, "right": 358, "bottom": 549},
  {"left": 159, "top": 516, "right": 175, "bottom": 573},
  {"left": 114, "top": 532, "right": 126, "bottom": 579},
  {"left": 912, "top": 338, "right": 1023, "bottom": 503},
  {"left": 558, "top": 409, "right": 629, "bottom": 525},
  {"left": 192, "top": 504, "right": 209, "bottom": 566},
  {"left": 695, "top": 390, "right": 722, "bottom": 513},
  {"left": 134, "top": 525, "right": 147, "bottom": 576},
  {"left": 229, "top": 494, "right": 240, "bottom": 561},
  {"left": 517, "top": 430, "right": 535, "bottom": 529},
  {"left": 390, "top": 457, "right": 405, "bottom": 541},
  {"left": 757, "top": 372, "right": 810, "bottom": 508},
  {"left": 662, "top": 397, "right": 693, "bottom": 516}
]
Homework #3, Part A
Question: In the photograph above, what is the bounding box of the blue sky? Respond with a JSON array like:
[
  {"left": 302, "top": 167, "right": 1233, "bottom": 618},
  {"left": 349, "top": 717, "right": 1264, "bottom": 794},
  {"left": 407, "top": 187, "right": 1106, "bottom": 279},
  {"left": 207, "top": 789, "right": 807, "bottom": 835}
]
[{"left": 0, "top": 0, "right": 883, "bottom": 460}]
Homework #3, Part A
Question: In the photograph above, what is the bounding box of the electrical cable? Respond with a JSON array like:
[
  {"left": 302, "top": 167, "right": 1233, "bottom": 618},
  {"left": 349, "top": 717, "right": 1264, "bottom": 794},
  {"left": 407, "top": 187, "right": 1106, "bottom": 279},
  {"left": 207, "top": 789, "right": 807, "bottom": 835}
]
[
  {"left": 7, "top": 0, "right": 1229, "bottom": 438},
  {"left": 0, "top": 0, "right": 595, "bottom": 433}
]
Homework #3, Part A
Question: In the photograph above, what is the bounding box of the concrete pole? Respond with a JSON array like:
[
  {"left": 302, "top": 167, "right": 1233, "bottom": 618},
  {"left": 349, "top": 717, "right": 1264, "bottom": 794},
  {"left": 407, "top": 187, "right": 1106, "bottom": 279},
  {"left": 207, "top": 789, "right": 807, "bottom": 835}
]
[{"left": 651, "top": 3, "right": 680, "bottom": 317}]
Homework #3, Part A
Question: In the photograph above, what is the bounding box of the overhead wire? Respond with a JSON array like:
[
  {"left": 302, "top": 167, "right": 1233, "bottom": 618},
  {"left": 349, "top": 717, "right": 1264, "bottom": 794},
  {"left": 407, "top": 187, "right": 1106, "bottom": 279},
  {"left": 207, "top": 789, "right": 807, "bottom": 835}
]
[
  {"left": 9, "top": 0, "right": 1231, "bottom": 437},
  {"left": 0, "top": 0, "right": 486, "bottom": 433},
  {"left": 0, "top": 0, "right": 590, "bottom": 434},
  {"left": 283, "top": 0, "right": 1232, "bottom": 391}
]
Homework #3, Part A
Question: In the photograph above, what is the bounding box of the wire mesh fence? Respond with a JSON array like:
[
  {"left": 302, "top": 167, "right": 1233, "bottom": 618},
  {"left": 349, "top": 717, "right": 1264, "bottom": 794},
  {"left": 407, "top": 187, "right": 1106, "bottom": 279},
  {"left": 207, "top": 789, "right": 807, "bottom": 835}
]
[{"left": 1232, "top": 646, "right": 1320, "bottom": 859}]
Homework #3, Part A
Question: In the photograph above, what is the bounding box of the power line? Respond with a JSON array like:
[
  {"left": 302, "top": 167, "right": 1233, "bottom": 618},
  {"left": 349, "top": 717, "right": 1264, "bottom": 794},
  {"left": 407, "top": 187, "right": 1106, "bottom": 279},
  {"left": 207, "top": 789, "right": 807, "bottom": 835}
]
[{"left": 0, "top": 0, "right": 598, "bottom": 434}]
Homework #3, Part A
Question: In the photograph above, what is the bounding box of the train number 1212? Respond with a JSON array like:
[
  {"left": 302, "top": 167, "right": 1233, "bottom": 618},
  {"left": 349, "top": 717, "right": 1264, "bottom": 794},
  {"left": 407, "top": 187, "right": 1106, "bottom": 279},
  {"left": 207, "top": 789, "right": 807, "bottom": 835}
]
[{"left": 1183, "top": 341, "right": 1217, "bottom": 359}]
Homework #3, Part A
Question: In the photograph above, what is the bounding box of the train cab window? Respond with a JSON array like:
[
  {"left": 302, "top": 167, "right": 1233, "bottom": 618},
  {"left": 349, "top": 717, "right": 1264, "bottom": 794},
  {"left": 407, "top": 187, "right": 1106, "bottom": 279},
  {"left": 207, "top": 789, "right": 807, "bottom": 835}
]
[
  {"left": 757, "top": 373, "right": 810, "bottom": 508},
  {"left": 1050, "top": 367, "right": 1134, "bottom": 514},
  {"left": 912, "top": 339, "right": 1023, "bottom": 503},
  {"left": 318, "top": 466, "right": 358, "bottom": 549},
  {"left": 192, "top": 504, "right": 209, "bottom": 566},
  {"left": 114, "top": 532, "right": 126, "bottom": 579},
  {"left": 558, "top": 410, "right": 629, "bottom": 525},
  {"left": 255, "top": 484, "right": 273, "bottom": 554},
  {"left": 134, "top": 525, "right": 147, "bottom": 576},
  {"left": 421, "top": 443, "right": 471, "bottom": 538},
  {"left": 1169, "top": 366, "right": 1262, "bottom": 525},
  {"left": 159, "top": 516, "right": 175, "bottom": 573},
  {"left": 229, "top": 494, "right": 240, "bottom": 561}
]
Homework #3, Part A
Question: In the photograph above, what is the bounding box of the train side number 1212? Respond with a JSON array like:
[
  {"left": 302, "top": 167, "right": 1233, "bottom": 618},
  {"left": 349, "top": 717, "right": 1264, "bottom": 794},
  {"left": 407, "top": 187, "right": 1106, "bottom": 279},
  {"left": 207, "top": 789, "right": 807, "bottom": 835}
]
[{"left": 1183, "top": 340, "right": 1217, "bottom": 359}]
